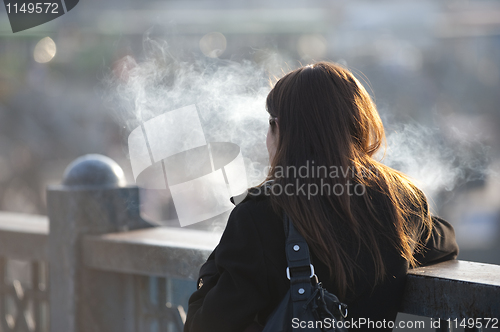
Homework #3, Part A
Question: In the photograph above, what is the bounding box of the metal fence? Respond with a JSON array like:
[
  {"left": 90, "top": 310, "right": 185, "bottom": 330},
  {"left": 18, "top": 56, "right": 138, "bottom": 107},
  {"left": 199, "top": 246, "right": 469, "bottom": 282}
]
[{"left": 0, "top": 155, "right": 498, "bottom": 332}]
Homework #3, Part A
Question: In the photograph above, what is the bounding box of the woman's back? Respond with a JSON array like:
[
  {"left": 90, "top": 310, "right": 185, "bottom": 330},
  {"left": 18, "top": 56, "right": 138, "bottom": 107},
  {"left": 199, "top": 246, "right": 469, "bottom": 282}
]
[
  {"left": 185, "top": 182, "right": 458, "bottom": 331},
  {"left": 184, "top": 62, "right": 459, "bottom": 331},
  {"left": 184, "top": 183, "right": 458, "bottom": 331}
]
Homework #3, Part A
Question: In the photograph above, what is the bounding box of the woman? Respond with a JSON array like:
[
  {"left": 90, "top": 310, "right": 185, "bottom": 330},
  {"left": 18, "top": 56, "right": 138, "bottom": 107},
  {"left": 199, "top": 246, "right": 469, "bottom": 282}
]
[{"left": 184, "top": 62, "right": 459, "bottom": 331}]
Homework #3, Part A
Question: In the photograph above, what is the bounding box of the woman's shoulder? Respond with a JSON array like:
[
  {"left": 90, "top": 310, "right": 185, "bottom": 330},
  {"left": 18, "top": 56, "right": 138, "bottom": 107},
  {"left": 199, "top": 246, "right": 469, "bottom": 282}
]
[
  {"left": 224, "top": 182, "right": 284, "bottom": 247},
  {"left": 229, "top": 181, "right": 278, "bottom": 218}
]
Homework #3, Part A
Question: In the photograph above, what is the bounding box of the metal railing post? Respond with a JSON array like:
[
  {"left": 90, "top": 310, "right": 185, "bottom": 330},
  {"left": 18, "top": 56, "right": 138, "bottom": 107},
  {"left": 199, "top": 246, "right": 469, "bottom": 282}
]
[{"left": 46, "top": 154, "right": 153, "bottom": 332}]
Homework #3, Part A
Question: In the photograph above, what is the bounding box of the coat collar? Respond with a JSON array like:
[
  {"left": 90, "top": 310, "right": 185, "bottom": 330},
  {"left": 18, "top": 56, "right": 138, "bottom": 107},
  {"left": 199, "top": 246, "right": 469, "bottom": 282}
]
[{"left": 230, "top": 180, "right": 273, "bottom": 205}]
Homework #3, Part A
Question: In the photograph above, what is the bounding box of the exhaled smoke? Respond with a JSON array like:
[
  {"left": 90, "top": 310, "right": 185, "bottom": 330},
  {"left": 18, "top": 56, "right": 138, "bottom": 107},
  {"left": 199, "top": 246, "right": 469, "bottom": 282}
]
[
  {"left": 104, "top": 35, "right": 492, "bottom": 225},
  {"left": 379, "top": 121, "right": 492, "bottom": 201},
  {"left": 106, "top": 35, "right": 274, "bottom": 191},
  {"left": 103, "top": 34, "right": 278, "bottom": 227}
]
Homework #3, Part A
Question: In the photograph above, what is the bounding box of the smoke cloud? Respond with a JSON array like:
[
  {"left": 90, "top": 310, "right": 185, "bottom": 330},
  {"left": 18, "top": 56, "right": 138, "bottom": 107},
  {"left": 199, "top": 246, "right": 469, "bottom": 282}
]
[
  {"left": 104, "top": 35, "right": 492, "bottom": 225},
  {"left": 106, "top": 36, "right": 275, "bottom": 189},
  {"left": 380, "top": 121, "right": 492, "bottom": 202}
]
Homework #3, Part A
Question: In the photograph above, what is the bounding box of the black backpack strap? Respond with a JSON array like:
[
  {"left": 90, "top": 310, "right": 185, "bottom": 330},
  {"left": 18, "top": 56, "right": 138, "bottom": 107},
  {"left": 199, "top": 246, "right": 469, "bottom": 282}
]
[{"left": 283, "top": 214, "right": 316, "bottom": 317}]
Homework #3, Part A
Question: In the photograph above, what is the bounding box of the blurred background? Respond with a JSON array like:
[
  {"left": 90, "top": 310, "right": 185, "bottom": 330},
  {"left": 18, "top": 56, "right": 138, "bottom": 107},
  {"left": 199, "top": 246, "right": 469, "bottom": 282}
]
[
  {"left": 0, "top": 0, "right": 499, "bottom": 330},
  {"left": 2, "top": 0, "right": 499, "bottom": 262}
]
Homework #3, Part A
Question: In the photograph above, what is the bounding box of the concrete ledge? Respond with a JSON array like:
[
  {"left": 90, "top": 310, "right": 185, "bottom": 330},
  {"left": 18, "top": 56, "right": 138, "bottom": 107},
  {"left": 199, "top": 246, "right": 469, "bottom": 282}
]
[
  {"left": 1, "top": 211, "right": 499, "bottom": 321},
  {"left": 82, "top": 227, "right": 221, "bottom": 279},
  {"left": 0, "top": 213, "right": 48, "bottom": 261},
  {"left": 402, "top": 260, "right": 500, "bottom": 319}
]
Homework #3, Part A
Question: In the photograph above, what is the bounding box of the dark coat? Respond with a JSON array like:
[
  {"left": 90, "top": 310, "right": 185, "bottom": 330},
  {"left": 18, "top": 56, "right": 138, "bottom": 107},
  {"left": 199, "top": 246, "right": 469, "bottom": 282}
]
[{"left": 184, "top": 186, "right": 459, "bottom": 332}]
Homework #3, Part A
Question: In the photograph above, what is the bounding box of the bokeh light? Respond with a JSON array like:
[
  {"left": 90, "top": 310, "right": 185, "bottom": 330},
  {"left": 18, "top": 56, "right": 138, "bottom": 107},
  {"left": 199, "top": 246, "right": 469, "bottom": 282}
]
[
  {"left": 297, "top": 34, "right": 327, "bottom": 60},
  {"left": 199, "top": 32, "right": 227, "bottom": 58},
  {"left": 34, "top": 37, "right": 56, "bottom": 63}
]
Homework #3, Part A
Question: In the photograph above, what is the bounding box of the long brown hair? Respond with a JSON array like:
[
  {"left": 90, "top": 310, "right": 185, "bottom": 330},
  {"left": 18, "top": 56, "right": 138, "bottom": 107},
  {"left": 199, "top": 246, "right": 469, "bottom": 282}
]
[{"left": 265, "top": 62, "right": 432, "bottom": 300}]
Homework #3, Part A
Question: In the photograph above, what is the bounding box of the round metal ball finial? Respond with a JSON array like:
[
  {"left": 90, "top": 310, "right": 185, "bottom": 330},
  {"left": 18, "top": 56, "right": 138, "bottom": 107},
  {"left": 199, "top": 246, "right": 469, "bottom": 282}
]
[{"left": 62, "top": 154, "right": 126, "bottom": 187}]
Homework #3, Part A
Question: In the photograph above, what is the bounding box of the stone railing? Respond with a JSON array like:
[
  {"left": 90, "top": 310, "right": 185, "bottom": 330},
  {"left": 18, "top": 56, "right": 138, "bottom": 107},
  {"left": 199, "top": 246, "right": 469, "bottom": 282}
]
[{"left": 0, "top": 155, "right": 498, "bottom": 332}]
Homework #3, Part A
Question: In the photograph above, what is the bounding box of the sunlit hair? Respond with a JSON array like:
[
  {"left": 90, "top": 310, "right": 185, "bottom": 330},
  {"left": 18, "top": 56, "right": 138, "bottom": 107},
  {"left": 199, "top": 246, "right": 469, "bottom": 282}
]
[{"left": 264, "top": 62, "right": 433, "bottom": 300}]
